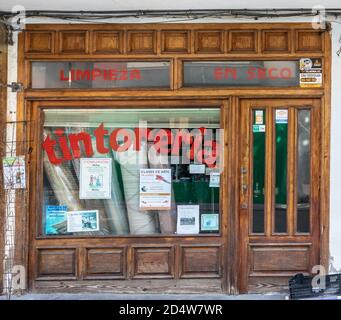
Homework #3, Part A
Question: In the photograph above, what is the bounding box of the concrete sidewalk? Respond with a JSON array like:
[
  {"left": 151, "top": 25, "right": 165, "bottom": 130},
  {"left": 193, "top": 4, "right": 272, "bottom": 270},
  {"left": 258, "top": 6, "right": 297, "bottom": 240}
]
[{"left": 0, "top": 293, "right": 288, "bottom": 300}]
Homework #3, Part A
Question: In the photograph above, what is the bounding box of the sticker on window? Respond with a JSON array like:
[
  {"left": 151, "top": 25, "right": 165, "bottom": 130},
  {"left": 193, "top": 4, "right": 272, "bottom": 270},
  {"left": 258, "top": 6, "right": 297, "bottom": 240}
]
[{"left": 253, "top": 125, "right": 266, "bottom": 133}]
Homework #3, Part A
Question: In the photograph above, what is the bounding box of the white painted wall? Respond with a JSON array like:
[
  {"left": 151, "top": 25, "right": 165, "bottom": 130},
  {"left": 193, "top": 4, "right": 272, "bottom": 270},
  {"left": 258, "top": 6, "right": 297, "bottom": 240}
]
[
  {"left": 3, "top": 11, "right": 341, "bottom": 274},
  {"left": 0, "top": 0, "right": 340, "bottom": 11},
  {"left": 330, "top": 22, "right": 341, "bottom": 272},
  {"left": 2, "top": 32, "right": 18, "bottom": 294}
]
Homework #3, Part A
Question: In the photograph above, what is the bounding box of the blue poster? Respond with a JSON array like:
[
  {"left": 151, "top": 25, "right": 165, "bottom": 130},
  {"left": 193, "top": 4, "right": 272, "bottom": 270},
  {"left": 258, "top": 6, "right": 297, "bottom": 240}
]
[{"left": 45, "top": 205, "right": 67, "bottom": 235}]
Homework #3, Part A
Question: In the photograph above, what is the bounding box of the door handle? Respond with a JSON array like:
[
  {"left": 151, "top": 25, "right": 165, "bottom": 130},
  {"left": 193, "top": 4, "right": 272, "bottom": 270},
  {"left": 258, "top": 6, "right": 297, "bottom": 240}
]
[
  {"left": 240, "top": 167, "right": 248, "bottom": 209},
  {"left": 241, "top": 167, "right": 248, "bottom": 194}
]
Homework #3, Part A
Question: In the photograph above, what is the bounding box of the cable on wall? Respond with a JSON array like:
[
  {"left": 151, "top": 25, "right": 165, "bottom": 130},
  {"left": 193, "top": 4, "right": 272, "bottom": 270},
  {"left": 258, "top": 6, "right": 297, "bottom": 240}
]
[{"left": 0, "top": 8, "right": 341, "bottom": 23}]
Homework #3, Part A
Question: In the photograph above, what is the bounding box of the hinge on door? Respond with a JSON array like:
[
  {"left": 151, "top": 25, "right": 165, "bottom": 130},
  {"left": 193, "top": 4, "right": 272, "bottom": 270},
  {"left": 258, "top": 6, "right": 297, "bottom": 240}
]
[{"left": 0, "top": 82, "right": 24, "bottom": 92}]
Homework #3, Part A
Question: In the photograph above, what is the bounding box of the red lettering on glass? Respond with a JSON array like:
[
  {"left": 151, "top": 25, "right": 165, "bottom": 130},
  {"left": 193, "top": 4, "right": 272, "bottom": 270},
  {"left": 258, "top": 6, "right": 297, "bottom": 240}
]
[
  {"left": 93, "top": 123, "right": 110, "bottom": 154},
  {"left": 42, "top": 124, "right": 220, "bottom": 168},
  {"left": 214, "top": 67, "right": 237, "bottom": 80},
  {"left": 68, "top": 131, "right": 94, "bottom": 158},
  {"left": 59, "top": 69, "right": 142, "bottom": 81},
  {"left": 42, "top": 134, "right": 63, "bottom": 165},
  {"left": 55, "top": 128, "right": 73, "bottom": 161}
]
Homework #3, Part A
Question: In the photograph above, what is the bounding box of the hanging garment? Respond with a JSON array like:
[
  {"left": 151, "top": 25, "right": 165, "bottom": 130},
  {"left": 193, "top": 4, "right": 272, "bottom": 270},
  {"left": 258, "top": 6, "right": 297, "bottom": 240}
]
[
  {"left": 66, "top": 128, "right": 110, "bottom": 235},
  {"left": 114, "top": 139, "right": 157, "bottom": 234},
  {"left": 147, "top": 142, "right": 176, "bottom": 234},
  {"left": 43, "top": 128, "right": 86, "bottom": 234},
  {"left": 88, "top": 134, "right": 129, "bottom": 235}
]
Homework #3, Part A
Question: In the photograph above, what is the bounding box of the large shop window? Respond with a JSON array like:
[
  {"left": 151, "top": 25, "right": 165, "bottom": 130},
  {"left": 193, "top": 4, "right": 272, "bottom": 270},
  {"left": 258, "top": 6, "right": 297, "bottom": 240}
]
[
  {"left": 41, "top": 108, "right": 222, "bottom": 237},
  {"left": 31, "top": 61, "right": 170, "bottom": 89},
  {"left": 183, "top": 61, "right": 299, "bottom": 87}
]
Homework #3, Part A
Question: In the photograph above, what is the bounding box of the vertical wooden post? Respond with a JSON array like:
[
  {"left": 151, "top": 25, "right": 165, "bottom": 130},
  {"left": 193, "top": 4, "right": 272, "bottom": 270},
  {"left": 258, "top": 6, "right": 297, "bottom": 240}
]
[{"left": 0, "top": 24, "right": 8, "bottom": 294}]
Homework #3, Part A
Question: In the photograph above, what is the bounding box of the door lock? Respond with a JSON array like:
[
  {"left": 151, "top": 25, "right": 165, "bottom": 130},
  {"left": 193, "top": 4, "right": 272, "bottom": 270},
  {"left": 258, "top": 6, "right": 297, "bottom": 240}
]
[{"left": 241, "top": 203, "right": 248, "bottom": 209}]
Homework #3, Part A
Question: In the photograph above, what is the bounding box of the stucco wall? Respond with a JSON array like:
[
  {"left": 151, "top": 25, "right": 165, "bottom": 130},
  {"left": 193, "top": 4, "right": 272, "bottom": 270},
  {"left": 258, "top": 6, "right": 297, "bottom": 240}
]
[{"left": 330, "top": 22, "right": 341, "bottom": 272}]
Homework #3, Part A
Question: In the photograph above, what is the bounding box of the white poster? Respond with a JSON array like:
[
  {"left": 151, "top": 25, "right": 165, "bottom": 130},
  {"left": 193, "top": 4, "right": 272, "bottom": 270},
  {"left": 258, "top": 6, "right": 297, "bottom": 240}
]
[
  {"left": 2, "top": 156, "right": 26, "bottom": 189},
  {"left": 275, "top": 109, "right": 288, "bottom": 124},
  {"left": 67, "top": 210, "right": 99, "bottom": 233},
  {"left": 139, "top": 168, "right": 172, "bottom": 210},
  {"left": 255, "top": 110, "right": 264, "bottom": 125},
  {"left": 209, "top": 172, "right": 220, "bottom": 188},
  {"left": 176, "top": 205, "right": 200, "bottom": 234},
  {"left": 189, "top": 164, "right": 206, "bottom": 174},
  {"left": 79, "top": 158, "right": 112, "bottom": 199}
]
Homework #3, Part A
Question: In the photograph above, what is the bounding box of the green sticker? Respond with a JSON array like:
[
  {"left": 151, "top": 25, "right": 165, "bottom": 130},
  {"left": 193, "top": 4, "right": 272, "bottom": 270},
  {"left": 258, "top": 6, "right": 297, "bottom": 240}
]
[{"left": 253, "top": 125, "right": 266, "bottom": 133}]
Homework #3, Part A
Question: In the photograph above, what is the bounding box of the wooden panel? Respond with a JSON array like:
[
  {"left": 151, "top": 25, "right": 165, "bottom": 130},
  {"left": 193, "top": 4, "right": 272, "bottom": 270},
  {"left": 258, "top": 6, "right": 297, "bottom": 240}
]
[
  {"left": 195, "top": 30, "right": 223, "bottom": 53},
  {"left": 34, "top": 278, "right": 223, "bottom": 294},
  {"left": 249, "top": 244, "right": 310, "bottom": 272},
  {"left": 37, "top": 248, "right": 76, "bottom": 278},
  {"left": 127, "top": 31, "right": 156, "bottom": 54},
  {"left": 25, "top": 31, "right": 54, "bottom": 54},
  {"left": 92, "top": 31, "right": 123, "bottom": 54},
  {"left": 162, "top": 30, "right": 190, "bottom": 53},
  {"left": 295, "top": 30, "right": 323, "bottom": 52},
  {"left": 229, "top": 30, "right": 257, "bottom": 52},
  {"left": 59, "top": 31, "right": 88, "bottom": 54},
  {"left": 132, "top": 246, "right": 174, "bottom": 278},
  {"left": 180, "top": 246, "right": 221, "bottom": 278},
  {"left": 248, "top": 276, "right": 290, "bottom": 293},
  {"left": 248, "top": 244, "right": 312, "bottom": 293},
  {"left": 21, "top": 23, "right": 328, "bottom": 59},
  {"left": 262, "top": 30, "right": 290, "bottom": 52},
  {"left": 85, "top": 247, "right": 126, "bottom": 279}
]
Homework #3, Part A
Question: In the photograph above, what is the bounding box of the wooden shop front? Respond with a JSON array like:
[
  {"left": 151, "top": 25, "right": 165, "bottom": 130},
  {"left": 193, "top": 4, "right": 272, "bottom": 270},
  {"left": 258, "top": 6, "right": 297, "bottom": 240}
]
[{"left": 16, "top": 22, "right": 330, "bottom": 294}]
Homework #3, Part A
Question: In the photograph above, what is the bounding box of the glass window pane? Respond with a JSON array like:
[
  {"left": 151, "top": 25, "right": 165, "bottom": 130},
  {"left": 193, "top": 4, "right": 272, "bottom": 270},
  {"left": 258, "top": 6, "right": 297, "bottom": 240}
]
[
  {"left": 184, "top": 61, "right": 299, "bottom": 87},
  {"left": 274, "top": 109, "right": 288, "bottom": 233},
  {"left": 32, "top": 61, "right": 170, "bottom": 89},
  {"left": 297, "top": 110, "right": 311, "bottom": 233},
  {"left": 42, "top": 108, "right": 222, "bottom": 237},
  {"left": 252, "top": 109, "right": 266, "bottom": 233}
]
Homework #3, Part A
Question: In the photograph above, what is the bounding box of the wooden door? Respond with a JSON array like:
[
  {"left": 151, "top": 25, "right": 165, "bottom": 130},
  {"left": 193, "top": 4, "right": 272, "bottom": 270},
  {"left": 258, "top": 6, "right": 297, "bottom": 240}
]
[{"left": 239, "top": 98, "right": 321, "bottom": 293}]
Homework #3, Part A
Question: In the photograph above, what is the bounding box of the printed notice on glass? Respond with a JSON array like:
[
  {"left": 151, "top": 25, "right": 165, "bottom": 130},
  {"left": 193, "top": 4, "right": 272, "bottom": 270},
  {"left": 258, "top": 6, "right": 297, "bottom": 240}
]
[
  {"left": 79, "top": 158, "right": 112, "bottom": 199},
  {"left": 189, "top": 164, "right": 206, "bottom": 174},
  {"left": 255, "top": 110, "right": 264, "bottom": 125},
  {"left": 177, "top": 205, "right": 200, "bottom": 234},
  {"left": 299, "top": 58, "right": 322, "bottom": 88},
  {"left": 67, "top": 210, "right": 99, "bottom": 233},
  {"left": 45, "top": 205, "right": 67, "bottom": 235},
  {"left": 200, "top": 213, "right": 219, "bottom": 233},
  {"left": 139, "top": 169, "right": 172, "bottom": 210},
  {"left": 253, "top": 125, "right": 266, "bottom": 133},
  {"left": 209, "top": 172, "right": 220, "bottom": 188},
  {"left": 2, "top": 156, "right": 26, "bottom": 189},
  {"left": 275, "top": 109, "right": 288, "bottom": 124}
]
